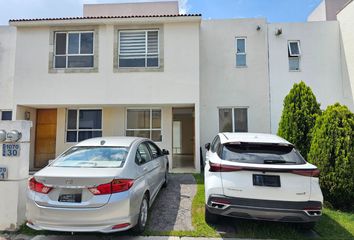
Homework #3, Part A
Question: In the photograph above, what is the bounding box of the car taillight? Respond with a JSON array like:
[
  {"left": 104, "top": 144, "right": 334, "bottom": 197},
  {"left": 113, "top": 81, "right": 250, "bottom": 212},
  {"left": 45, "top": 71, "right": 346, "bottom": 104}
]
[
  {"left": 292, "top": 169, "right": 320, "bottom": 177},
  {"left": 28, "top": 177, "right": 52, "bottom": 194},
  {"left": 209, "top": 162, "right": 243, "bottom": 172},
  {"left": 89, "top": 179, "right": 134, "bottom": 195}
]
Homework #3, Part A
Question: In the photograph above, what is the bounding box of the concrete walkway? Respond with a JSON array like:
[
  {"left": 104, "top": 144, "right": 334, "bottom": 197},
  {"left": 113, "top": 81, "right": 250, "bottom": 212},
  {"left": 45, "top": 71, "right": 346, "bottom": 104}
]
[{"left": 147, "top": 174, "right": 197, "bottom": 231}]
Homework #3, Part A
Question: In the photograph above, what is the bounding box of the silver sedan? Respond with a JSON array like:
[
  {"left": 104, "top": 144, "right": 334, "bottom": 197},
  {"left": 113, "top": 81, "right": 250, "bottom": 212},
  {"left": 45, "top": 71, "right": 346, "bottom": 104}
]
[{"left": 26, "top": 137, "right": 169, "bottom": 233}]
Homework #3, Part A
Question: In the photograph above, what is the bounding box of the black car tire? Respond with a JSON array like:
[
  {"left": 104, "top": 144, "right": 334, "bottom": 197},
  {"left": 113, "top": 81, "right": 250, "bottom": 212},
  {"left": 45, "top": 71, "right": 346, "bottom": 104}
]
[
  {"left": 132, "top": 195, "right": 149, "bottom": 234},
  {"left": 205, "top": 207, "right": 218, "bottom": 224}
]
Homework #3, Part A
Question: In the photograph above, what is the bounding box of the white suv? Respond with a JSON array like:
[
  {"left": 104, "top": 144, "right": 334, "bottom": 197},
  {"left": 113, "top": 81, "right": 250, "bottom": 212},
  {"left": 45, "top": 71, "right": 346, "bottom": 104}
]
[{"left": 204, "top": 133, "right": 323, "bottom": 229}]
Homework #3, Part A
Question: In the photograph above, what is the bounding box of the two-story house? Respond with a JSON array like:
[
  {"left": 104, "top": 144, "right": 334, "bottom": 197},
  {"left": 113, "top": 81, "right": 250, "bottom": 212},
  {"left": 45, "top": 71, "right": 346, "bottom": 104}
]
[{"left": 1, "top": 0, "right": 354, "bottom": 173}]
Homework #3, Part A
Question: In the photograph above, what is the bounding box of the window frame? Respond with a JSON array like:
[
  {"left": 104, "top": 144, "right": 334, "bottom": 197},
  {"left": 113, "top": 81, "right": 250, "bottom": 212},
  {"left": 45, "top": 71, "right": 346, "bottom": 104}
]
[
  {"left": 288, "top": 40, "right": 301, "bottom": 57},
  {"left": 218, "top": 107, "right": 249, "bottom": 133},
  {"left": 53, "top": 31, "right": 95, "bottom": 69},
  {"left": 0, "top": 110, "right": 12, "bottom": 121},
  {"left": 118, "top": 29, "right": 160, "bottom": 69},
  {"left": 125, "top": 107, "right": 162, "bottom": 142},
  {"left": 65, "top": 108, "right": 103, "bottom": 143},
  {"left": 235, "top": 37, "right": 247, "bottom": 68}
]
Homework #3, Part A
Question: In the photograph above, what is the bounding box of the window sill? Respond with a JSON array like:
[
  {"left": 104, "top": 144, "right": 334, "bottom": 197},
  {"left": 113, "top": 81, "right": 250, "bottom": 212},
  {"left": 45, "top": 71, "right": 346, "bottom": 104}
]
[
  {"left": 115, "top": 66, "right": 164, "bottom": 73},
  {"left": 236, "top": 65, "right": 248, "bottom": 68},
  {"left": 49, "top": 67, "right": 98, "bottom": 74},
  {"left": 289, "top": 69, "right": 301, "bottom": 72}
]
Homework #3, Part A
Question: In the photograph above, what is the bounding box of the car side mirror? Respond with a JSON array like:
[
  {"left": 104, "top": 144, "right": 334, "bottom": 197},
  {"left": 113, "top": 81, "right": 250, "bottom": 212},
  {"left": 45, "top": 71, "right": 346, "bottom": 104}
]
[
  {"left": 205, "top": 143, "right": 211, "bottom": 151},
  {"left": 162, "top": 149, "right": 169, "bottom": 155}
]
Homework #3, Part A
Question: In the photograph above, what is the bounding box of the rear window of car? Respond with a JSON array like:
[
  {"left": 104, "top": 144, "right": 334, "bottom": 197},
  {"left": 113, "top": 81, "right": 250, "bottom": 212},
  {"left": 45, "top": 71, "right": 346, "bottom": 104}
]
[
  {"left": 52, "top": 146, "right": 129, "bottom": 168},
  {"left": 221, "top": 143, "right": 306, "bottom": 165}
]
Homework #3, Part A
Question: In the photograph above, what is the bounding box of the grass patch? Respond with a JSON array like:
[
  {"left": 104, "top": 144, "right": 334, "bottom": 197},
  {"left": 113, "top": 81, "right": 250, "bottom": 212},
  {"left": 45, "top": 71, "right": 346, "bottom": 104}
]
[{"left": 12, "top": 173, "right": 354, "bottom": 239}]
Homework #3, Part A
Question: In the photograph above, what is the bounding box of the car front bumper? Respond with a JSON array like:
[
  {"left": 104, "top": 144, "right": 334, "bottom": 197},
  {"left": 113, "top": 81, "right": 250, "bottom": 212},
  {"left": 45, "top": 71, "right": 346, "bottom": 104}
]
[
  {"left": 26, "top": 190, "right": 140, "bottom": 233},
  {"left": 206, "top": 195, "right": 322, "bottom": 223}
]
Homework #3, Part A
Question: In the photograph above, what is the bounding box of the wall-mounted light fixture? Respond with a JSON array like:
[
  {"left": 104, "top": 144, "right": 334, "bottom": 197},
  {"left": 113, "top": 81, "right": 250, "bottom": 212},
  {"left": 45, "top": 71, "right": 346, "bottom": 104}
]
[
  {"left": 275, "top": 28, "right": 283, "bottom": 36},
  {"left": 256, "top": 25, "right": 261, "bottom": 31},
  {"left": 25, "top": 111, "right": 30, "bottom": 120}
]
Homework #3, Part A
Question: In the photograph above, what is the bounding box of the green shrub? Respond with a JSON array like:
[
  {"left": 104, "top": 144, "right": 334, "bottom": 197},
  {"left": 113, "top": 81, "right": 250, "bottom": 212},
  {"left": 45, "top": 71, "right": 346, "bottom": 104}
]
[
  {"left": 278, "top": 81, "right": 321, "bottom": 159},
  {"left": 308, "top": 103, "right": 354, "bottom": 211}
]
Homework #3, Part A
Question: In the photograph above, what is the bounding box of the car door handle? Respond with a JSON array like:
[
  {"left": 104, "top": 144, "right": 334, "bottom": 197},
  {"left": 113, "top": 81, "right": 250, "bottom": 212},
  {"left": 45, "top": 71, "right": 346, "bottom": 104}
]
[{"left": 143, "top": 167, "right": 148, "bottom": 172}]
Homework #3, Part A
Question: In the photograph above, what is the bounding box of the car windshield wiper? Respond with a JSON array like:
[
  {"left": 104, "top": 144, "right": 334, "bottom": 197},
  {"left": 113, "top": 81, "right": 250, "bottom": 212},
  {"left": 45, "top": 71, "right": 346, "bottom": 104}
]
[{"left": 263, "top": 159, "right": 296, "bottom": 164}]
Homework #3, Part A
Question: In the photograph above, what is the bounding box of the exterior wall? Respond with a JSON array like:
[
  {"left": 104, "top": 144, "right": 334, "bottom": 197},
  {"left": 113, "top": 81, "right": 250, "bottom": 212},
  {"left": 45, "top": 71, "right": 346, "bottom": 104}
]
[
  {"left": 308, "top": 1, "right": 327, "bottom": 21},
  {"left": 0, "top": 26, "right": 16, "bottom": 111},
  {"left": 338, "top": 0, "right": 354, "bottom": 103},
  {"left": 55, "top": 106, "right": 174, "bottom": 170},
  {"left": 308, "top": 0, "right": 351, "bottom": 21},
  {"left": 200, "top": 19, "right": 271, "bottom": 149},
  {"left": 83, "top": 2, "right": 179, "bottom": 17},
  {"left": 13, "top": 21, "right": 200, "bottom": 106},
  {"left": 268, "top": 21, "right": 354, "bottom": 133}
]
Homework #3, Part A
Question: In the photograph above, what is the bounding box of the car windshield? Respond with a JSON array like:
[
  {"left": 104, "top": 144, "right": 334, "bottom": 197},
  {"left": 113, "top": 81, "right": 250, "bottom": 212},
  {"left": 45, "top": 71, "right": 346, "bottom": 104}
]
[
  {"left": 52, "top": 146, "right": 129, "bottom": 168},
  {"left": 221, "top": 144, "right": 306, "bottom": 165}
]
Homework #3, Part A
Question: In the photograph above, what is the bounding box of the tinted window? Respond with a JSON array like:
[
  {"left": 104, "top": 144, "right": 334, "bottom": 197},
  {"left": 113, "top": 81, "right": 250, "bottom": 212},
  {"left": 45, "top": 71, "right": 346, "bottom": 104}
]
[
  {"left": 221, "top": 144, "right": 306, "bottom": 165},
  {"left": 136, "top": 143, "right": 152, "bottom": 165},
  {"left": 146, "top": 142, "right": 161, "bottom": 159},
  {"left": 211, "top": 136, "right": 220, "bottom": 153},
  {"left": 52, "top": 147, "right": 128, "bottom": 168},
  {"left": 1, "top": 111, "right": 12, "bottom": 121}
]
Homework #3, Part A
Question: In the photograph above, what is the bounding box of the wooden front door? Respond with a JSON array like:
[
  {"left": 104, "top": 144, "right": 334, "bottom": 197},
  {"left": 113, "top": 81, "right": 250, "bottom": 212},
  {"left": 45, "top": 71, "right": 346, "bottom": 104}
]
[{"left": 35, "top": 109, "right": 57, "bottom": 168}]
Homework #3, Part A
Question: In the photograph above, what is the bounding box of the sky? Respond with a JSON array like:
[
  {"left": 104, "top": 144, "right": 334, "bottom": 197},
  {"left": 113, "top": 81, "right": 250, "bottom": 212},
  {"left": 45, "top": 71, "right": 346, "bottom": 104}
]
[{"left": 0, "top": 0, "right": 322, "bottom": 25}]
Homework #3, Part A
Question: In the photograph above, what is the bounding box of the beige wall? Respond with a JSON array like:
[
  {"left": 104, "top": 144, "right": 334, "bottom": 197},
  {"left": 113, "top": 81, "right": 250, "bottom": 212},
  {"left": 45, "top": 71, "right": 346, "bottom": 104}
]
[
  {"left": 83, "top": 2, "right": 179, "bottom": 17},
  {"left": 338, "top": 0, "right": 354, "bottom": 104},
  {"left": 308, "top": 0, "right": 351, "bottom": 21},
  {"left": 200, "top": 19, "right": 271, "bottom": 148},
  {"left": 55, "top": 106, "right": 174, "bottom": 170},
  {"left": 13, "top": 20, "right": 200, "bottom": 106},
  {"left": 173, "top": 112, "right": 194, "bottom": 155},
  {"left": 0, "top": 26, "right": 16, "bottom": 111}
]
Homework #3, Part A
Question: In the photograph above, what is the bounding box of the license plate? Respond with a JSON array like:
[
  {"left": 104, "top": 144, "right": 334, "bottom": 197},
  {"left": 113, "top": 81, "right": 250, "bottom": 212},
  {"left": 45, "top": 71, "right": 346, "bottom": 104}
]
[
  {"left": 0, "top": 167, "right": 8, "bottom": 180},
  {"left": 2, "top": 143, "right": 20, "bottom": 157},
  {"left": 253, "top": 174, "right": 281, "bottom": 187},
  {"left": 58, "top": 194, "right": 82, "bottom": 203}
]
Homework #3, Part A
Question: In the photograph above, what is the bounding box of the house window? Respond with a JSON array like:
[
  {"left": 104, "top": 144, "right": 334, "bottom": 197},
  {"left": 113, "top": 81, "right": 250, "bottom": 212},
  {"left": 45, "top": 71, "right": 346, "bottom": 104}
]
[
  {"left": 66, "top": 109, "right": 102, "bottom": 142},
  {"left": 1, "top": 110, "right": 12, "bottom": 121},
  {"left": 236, "top": 37, "right": 246, "bottom": 67},
  {"left": 126, "top": 109, "right": 162, "bottom": 141},
  {"left": 54, "top": 31, "right": 94, "bottom": 69},
  {"left": 288, "top": 40, "right": 301, "bottom": 71},
  {"left": 119, "top": 30, "right": 159, "bottom": 68},
  {"left": 219, "top": 108, "right": 248, "bottom": 132}
]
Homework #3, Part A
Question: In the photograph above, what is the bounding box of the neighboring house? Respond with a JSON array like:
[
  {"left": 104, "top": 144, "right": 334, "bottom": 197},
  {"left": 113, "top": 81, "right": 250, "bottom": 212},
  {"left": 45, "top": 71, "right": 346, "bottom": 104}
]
[
  {"left": 0, "top": 1, "right": 354, "bottom": 172},
  {"left": 307, "top": 0, "right": 352, "bottom": 21},
  {"left": 337, "top": 0, "right": 354, "bottom": 103},
  {"left": 268, "top": 21, "right": 354, "bottom": 133}
]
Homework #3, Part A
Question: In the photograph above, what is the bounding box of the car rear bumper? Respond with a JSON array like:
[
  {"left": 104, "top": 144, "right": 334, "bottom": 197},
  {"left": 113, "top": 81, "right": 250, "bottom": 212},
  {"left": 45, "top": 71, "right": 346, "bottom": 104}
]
[
  {"left": 26, "top": 191, "right": 140, "bottom": 233},
  {"left": 206, "top": 195, "right": 322, "bottom": 223}
]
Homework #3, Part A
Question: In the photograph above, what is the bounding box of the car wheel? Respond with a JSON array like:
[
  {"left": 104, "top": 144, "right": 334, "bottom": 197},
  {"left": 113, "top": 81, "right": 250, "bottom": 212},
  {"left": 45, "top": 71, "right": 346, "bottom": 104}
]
[
  {"left": 205, "top": 206, "right": 218, "bottom": 224},
  {"left": 133, "top": 195, "right": 149, "bottom": 234},
  {"left": 163, "top": 165, "right": 169, "bottom": 188},
  {"left": 297, "top": 221, "right": 316, "bottom": 230}
]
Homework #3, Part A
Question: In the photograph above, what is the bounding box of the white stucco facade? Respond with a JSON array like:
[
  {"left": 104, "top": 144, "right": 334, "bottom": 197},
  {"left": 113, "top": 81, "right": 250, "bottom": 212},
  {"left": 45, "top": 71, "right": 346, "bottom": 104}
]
[
  {"left": 0, "top": 26, "right": 16, "bottom": 111},
  {"left": 200, "top": 19, "right": 271, "bottom": 148},
  {"left": 268, "top": 21, "right": 354, "bottom": 133},
  {"left": 0, "top": 1, "right": 354, "bottom": 172}
]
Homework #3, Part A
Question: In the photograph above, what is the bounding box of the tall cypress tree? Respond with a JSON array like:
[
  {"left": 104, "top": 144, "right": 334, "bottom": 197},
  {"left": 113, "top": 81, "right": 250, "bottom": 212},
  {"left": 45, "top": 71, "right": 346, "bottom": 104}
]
[
  {"left": 308, "top": 103, "right": 354, "bottom": 211},
  {"left": 278, "top": 81, "right": 321, "bottom": 159}
]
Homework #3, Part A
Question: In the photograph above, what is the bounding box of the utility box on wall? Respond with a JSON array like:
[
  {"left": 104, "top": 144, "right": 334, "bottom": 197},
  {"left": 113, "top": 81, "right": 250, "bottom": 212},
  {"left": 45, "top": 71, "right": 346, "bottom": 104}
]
[{"left": 0, "top": 121, "right": 32, "bottom": 231}]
